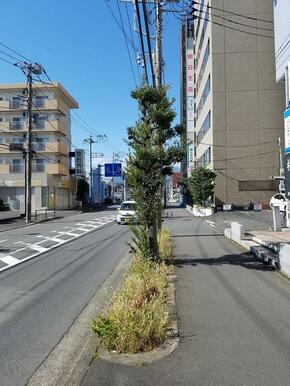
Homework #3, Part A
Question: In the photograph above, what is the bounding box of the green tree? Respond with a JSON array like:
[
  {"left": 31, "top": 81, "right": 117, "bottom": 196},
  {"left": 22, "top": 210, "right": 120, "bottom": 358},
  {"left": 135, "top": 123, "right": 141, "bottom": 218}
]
[
  {"left": 126, "top": 85, "right": 184, "bottom": 261},
  {"left": 188, "top": 167, "right": 216, "bottom": 206}
]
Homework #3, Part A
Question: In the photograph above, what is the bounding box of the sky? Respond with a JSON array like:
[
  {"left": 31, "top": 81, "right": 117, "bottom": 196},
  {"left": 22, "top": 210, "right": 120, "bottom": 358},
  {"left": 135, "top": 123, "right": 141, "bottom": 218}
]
[{"left": 0, "top": 0, "right": 182, "bottom": 171}]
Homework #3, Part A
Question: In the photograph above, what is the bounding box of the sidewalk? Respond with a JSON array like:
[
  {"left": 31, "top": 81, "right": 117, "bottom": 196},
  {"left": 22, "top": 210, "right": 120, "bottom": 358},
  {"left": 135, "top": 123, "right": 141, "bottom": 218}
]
[{"left": 81, "top": 208, "right": 290, "bottom": 386}]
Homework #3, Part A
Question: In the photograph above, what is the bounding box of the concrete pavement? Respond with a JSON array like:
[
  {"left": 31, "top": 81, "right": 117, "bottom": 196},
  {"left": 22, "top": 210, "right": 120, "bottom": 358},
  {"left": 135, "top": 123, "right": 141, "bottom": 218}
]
[{"left": 82, "top": 208, "right": 290, "bottom": 386}]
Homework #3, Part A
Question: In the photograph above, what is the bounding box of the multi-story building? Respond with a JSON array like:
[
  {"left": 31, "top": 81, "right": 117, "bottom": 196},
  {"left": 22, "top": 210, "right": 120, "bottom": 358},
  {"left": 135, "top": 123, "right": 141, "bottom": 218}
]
[
  {"left": 0, "top": 82, "right": 78, "bottom": 212},
  {"left": 182, "top": 0, "right": 285, "bottom": 206}
]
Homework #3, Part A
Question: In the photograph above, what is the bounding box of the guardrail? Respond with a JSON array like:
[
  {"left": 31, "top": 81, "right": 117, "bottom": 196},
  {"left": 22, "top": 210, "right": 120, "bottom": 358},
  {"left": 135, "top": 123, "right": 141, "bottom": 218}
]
[{"left": 34, "top": 208, "right": 56, "bottom": 222}]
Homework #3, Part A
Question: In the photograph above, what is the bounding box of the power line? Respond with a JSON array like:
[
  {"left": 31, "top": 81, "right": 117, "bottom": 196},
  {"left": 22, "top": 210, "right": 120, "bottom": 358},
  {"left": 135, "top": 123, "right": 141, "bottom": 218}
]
[
  {"left": 190, "top": 6, "right": 274, "bottom": 32},
  {"left": 125, "top": 2, "right": 141, "bottom": 84},
  {"left": 134, "top": 0, "right": 149, "bottom": 84},
  {"left": 103, "top": 0, "right": 138, "bottom": 50},
  {"left": 0, "top": 40, "right": 35, "bottom": 63},
  {"left": 191, "top": 14, "right": 274, "bottom": 39},
  {"left": 275, "top": 39, "right": 290, "bottom": 59},
  {"left": 0, "top": 56, "right": 17, "bottom": 66},
  {"left": 116, "top": 0, "right": 138, "bottom": 87},
  {"left": 190, "top": 0, "right": 274, "bottom": 24},
  {"left": 142, "top": 0, "right": 156, "bottom": 87}
]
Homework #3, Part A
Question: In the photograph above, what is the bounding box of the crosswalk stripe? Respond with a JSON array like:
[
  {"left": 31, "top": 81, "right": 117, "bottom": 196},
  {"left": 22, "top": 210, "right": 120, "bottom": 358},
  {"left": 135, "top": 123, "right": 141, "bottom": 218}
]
[{"left": 0, "top": 255, "right": 20, "bottom": 266}]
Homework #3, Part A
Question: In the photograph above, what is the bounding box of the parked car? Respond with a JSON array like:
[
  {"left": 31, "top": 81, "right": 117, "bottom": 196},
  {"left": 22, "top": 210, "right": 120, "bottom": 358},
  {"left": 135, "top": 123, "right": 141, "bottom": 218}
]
[
  {"left": 270, "top": 193, "right": 287, "bottom": 212},
  {"left": 116, "top": 200, "right": 137, "bottom": 224}
]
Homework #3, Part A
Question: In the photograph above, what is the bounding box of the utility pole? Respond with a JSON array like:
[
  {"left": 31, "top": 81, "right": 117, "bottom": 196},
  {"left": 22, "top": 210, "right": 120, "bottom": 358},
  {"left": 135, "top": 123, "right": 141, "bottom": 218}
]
[
  {"left": 17, "top": 63, "right": 43, "bottom": 223},
  {"left": 112, "top": 152, "right": 115, "bottom": 204},
  {"left": 278, "top": 137, "right": 285, "bottom": 193},
  {"left": 84, "top": 135, "right": 106, "bottom": 205},
  {"left": 155, "top": 0, "right": 162, "bottom": 88}
]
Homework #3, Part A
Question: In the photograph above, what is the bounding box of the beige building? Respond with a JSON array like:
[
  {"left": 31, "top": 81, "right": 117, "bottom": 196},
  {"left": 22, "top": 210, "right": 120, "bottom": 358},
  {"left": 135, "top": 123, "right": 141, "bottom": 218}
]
[
  {"left": 0, "top": 82, "right": 78, "bottom": 212},
  {"left": 188, "top": 0, "right": 285, "bottom": 206}
]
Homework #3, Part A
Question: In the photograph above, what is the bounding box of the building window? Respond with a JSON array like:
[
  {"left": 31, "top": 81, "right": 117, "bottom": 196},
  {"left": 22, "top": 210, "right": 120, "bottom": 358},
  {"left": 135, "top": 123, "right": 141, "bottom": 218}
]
[
  {"left": 196, "top": 147, "right": 211, "bottom": 167},
  {"left": 35, "top": 95, "right": 48, "bottom": 108},
  {"left": 11, "top": 159, "right": 24, "bottom": 173},
  {"left": 197, "top": 111, "right": 211, "bottom": 145},
  {"left": 196, "top": 76, "right": 210, "bottom": 121},
  {"left": 32, "top": 158, "right": 45, "bottom": 172},
  {"left": 34, "top": 114, "right": 45, "bottom": 129},
  {"left": 12, "top": 117, "right": 23, "bottom": 130},
  {"left": 12, "top": 97, "right": 21, "bottom": 109},
  {"left": 196, "top": 39, "right": 210, "bottom": 95}
]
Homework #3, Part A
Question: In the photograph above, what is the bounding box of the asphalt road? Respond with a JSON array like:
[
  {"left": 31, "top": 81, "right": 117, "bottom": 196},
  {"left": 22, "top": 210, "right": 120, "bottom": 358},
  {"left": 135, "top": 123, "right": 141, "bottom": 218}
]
[
  {"left": 199, "top": 209, "right": 273, "bottom": 235},
  {"left": 0, "top": 211, "right": 130, "bottom": 386},
  {"left": 83, "top": 208, "right": 290, "bottom": 386}
]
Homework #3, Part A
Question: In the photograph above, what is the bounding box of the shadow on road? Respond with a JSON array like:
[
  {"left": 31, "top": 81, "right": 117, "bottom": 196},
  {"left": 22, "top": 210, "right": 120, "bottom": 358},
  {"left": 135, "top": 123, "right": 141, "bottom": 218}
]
[{"left": 174, "top": 252, "right": 273, "bottom": 271}]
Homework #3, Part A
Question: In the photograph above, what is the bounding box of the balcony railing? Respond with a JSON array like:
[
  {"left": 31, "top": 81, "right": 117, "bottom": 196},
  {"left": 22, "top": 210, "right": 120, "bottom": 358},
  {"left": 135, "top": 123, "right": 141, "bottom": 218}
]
[
  {"left": 11, "top": 122, "right": 24, "bottom": 130},
  {"left": 31, "top": 164, "right": 45, "bottom": 172},
  {"left": 11, "top": 100, "right": 21, "bottom": 109},
  {"left": 32, "top": 143, "right": 46, "bottom": 151},
  {"left": 9, "top": 164, "right": 24, "bottom": 173}
]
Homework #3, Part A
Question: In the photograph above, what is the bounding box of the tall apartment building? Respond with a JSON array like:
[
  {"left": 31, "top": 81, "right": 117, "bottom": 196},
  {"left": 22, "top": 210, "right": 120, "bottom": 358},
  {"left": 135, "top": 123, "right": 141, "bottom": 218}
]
[
  {"left": 182, "top": 0, "right": 285, "bottom": 206},
  {"left": 0, "top": 82, "right": 78, "bottom": 212}
]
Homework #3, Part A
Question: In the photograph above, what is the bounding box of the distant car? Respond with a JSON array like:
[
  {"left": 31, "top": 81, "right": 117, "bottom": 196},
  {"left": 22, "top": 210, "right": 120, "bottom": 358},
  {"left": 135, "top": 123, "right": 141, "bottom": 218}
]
[
  {"left": 270, "top": 193, "right": 287, "bottom": 212},
  {"left": 116, "top": 200, "right": 137, "bottom": 224}
]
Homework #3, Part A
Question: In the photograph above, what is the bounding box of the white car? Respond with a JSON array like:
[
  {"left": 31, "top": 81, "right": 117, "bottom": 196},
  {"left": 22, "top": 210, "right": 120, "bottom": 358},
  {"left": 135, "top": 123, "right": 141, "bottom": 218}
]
[
  {"left": 270, "top": 193, "right": 287, "bottom": 212},
  {"left": 116, "top": 201, "right": 137, "bottom": 224}
]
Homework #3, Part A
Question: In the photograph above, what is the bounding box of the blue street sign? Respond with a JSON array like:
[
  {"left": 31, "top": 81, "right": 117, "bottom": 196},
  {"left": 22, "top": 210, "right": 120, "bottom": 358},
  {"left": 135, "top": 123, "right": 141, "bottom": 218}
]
[{"left": 105, "top": 163, "right": 122, "bottom": 177}]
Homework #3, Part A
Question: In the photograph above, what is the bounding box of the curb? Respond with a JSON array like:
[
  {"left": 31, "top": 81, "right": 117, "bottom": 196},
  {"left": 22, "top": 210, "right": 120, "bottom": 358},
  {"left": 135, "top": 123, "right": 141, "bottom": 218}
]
[
  {"left": 97, "top": 270, "right": 180, "bottom": 366},
  {"left": 224, "top": 227, "right": 279, "bottom": 269},
  {"left": 25, "top": 251, "right": 133, "bottom": 386}
]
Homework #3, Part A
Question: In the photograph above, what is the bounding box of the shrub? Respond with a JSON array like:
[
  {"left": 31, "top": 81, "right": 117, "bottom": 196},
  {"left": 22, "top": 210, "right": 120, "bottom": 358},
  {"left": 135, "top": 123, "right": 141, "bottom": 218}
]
[{"left": 91, "top": 257, "right": 169, "bottom": 354}]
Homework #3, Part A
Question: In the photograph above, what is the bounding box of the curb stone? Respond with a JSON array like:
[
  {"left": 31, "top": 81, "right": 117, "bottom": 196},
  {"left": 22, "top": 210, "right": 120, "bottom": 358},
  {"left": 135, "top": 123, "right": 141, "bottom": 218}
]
[
  {"left": 25, "top": 251, "right": 133, "bottom": 386},
  {"left": 97, "top": 269, "right": 180, "bottom": 366}
]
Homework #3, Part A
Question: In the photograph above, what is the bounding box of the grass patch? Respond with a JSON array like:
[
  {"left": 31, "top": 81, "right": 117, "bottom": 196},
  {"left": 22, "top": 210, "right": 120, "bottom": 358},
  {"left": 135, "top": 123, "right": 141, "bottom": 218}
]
[
  {"left": 92, "top": 229, "right": 174, "bottom": 354},
  {"left": 158, "top": 228, "right": 174, "bottom": 263}
]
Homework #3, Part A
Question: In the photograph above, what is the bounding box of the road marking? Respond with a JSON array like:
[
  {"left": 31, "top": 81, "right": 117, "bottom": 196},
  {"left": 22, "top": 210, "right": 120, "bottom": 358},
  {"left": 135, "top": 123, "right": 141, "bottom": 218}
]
[
  {"left": 36, "top": 235, "right": 65, "bottom": 243},
  {"left": 52, "top": 230, "right": 79, "bottom": 237},
  {"left": 205, "top": 220, "right": 216, "bottom": 227},
  {"left": 76, "top": 223, "right": 99, "bottom": 228},
  {"left": 0, "top": 255, "right": 20, "bottom": 266},
  {"left": 0, "top": 214, "right": 116, "bottom": 273}
]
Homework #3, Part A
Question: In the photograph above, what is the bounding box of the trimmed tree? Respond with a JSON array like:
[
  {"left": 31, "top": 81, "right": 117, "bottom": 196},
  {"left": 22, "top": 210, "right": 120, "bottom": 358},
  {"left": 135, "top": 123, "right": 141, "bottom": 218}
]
[
  {"left": 188, "top": 167, "right": 216, "bottom": 206},
  {"left": 126, "top": 85, "right": 184, "bottom": 261}
]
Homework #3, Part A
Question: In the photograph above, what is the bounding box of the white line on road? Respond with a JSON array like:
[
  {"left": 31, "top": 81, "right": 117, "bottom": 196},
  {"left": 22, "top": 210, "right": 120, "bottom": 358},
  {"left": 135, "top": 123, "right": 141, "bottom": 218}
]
[{"left": 0, "top": 255, "right": 20, "bottom": 266}]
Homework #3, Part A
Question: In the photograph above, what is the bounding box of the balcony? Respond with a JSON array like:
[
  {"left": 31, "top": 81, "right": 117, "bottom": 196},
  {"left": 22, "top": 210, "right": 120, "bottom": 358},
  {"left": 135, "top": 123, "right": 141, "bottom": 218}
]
[
  {"left": 46, "top": 163, "right": 68, "bottom": 176},
  {"left": 10, "top": 122, "right": 25, "bottom": 131},
  {"left": 0, "top": 100, "right": 10, "bottom": 111},
  {"left": 32, "top": 142, "right": 68, "bottom": 155},
  {"left": 32, "top": 99, "right": 67, "bottom": 114},
  {"left": 9, "top": 164, "right": 25, "bottom": 173},
  {"left": 0, "top": 122, "right": 10, "bottom": 132},
  {"left": 33, "top": 119, "right": 67, "bottom": 135},
  {"left": 32, "top": 164, "right": 45, "bottom": 172},
  {"left": 0, "top": 164, "right": 9, "bottom": 173}
]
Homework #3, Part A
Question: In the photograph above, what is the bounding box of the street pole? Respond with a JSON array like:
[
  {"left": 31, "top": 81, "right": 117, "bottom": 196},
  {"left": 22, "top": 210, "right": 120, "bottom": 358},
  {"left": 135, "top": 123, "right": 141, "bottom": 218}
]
[
  {"left": 89, "top": 135, "right": 93, "bottom": 204},
  {"left": 112, "top": 152, "right": 115, "bottom": 204},
  {"left": 26, "top": 65, "right": 33, "bottom": 223},
  {"left": 84, "top": 135, "right": 106, "bottom": 206},
  {"left": 16, "top": 62, "right": 43, "bottom": 223},
  {"left": 278, "top": 137, "right": 285, "bottom": 193},
  {"left": 155, "top": 0, "right": 162, "bottom": 88}
]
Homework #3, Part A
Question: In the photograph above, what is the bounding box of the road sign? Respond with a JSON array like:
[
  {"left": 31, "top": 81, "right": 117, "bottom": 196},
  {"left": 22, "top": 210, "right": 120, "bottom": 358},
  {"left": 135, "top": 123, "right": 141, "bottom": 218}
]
[{"left": 105, "top": 163, "right": 122, "bottom": 177}]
